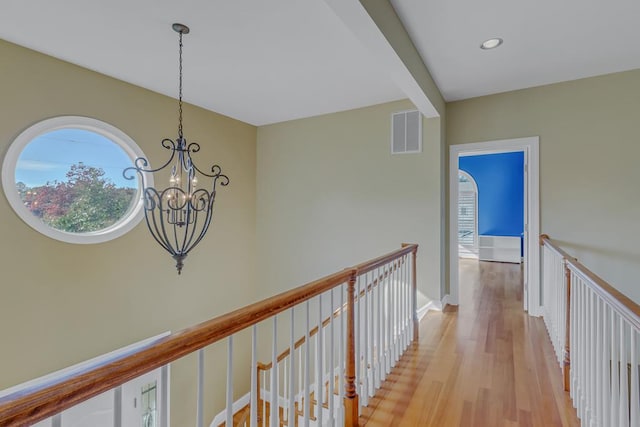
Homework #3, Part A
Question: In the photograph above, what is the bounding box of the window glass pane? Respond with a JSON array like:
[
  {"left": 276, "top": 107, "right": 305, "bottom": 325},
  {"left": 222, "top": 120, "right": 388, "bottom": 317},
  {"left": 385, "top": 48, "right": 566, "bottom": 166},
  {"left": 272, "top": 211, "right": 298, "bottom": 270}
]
[
  {"left": 14, "top": 129, "right": 138, "bottom": 234},
  {"left": 141, "top": 381, "right": 157, "bottom": 427}
]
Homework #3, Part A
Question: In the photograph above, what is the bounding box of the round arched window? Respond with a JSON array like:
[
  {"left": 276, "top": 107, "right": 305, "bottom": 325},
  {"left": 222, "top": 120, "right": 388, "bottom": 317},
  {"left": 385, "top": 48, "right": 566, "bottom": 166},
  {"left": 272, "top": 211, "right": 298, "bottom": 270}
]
[{"left": 1, "top": 116, "right": 151, "bottom": 244}]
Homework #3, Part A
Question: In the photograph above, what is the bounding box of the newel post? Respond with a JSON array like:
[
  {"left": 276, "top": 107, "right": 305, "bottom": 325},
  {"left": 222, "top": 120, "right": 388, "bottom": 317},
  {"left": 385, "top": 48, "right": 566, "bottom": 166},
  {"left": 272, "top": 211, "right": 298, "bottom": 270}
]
[
  {"left": 344, "top": 269, "right": 359, "bottom": 426},
  {"left": 403, "top": 243, "right": 419, "bottom": 342},
  {"left": 563, "top": 260, "right": 572, "bottom": 392}
]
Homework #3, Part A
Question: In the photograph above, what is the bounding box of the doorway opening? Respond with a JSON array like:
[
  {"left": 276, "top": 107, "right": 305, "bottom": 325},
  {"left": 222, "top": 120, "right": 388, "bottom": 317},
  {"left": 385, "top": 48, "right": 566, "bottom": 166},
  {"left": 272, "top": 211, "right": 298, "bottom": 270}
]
[{"left": 449, "top": 137, "right": 540, "bottom": 315}]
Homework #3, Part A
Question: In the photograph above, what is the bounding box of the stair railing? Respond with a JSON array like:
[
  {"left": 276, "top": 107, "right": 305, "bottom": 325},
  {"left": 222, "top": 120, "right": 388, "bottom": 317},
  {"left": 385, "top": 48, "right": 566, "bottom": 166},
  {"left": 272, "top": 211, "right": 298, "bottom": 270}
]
[
  {"left": 540, "top": 234, "right": 640, "bottom": 427},
  {"left": 0, "top": 244, "right": 418, "bottom": 427},
  {"left": 252, "top": 255, "right": 411, "bottom": 426}
]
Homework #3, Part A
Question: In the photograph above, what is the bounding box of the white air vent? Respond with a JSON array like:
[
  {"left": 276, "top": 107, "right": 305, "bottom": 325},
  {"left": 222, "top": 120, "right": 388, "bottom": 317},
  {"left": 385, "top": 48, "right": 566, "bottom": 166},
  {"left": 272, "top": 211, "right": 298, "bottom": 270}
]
[{"left": 391, "top": 110, "right": 422, "bottom": 154}]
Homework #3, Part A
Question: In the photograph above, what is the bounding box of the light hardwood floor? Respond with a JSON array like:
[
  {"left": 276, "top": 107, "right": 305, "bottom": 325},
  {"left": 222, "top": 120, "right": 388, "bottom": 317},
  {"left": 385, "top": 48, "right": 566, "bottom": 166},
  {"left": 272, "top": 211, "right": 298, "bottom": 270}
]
[{"left": 360, "top": 260, "right": 580, "bottom": 426}]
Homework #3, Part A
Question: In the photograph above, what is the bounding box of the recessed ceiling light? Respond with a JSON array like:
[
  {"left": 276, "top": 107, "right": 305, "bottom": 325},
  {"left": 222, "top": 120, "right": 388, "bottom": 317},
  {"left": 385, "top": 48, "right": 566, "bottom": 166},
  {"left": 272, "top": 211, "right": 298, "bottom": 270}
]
[{"left": 480, "top": 38, "right": 503, "bottom": 50}]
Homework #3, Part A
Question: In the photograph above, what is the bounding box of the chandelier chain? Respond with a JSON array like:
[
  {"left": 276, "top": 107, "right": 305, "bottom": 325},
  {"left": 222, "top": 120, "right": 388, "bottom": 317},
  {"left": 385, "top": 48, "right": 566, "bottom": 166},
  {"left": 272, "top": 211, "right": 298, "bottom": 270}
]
[{"left": 178, "top": 30, "right": 184, "bottom": 139}]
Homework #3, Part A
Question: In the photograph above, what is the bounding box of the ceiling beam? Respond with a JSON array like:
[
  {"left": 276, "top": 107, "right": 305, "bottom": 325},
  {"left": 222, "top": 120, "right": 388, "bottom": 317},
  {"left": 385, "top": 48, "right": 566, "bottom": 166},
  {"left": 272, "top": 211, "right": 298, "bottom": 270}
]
[{"left": 323, "top": 0, "right": 444, "bottom": 118}]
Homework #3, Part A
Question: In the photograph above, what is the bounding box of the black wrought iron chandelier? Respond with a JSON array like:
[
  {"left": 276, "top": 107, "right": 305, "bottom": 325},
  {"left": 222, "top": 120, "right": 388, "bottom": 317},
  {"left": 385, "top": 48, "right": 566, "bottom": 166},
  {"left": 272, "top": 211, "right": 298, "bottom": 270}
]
[{"left": 124, "top": 23, "right": 228, "bottom": 274}]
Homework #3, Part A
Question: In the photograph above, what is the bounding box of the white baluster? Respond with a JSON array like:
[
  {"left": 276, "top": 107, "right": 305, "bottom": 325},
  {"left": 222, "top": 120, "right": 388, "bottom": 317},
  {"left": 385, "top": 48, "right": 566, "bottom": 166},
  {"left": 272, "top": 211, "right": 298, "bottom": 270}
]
[
  {"left": 317, "top": 295, "right": 324, "bottom": 426},
  {"left": 559, "top": 256, "right": 566, "bottom": 365},
  {"left": 289, "top": 309, "right": 295, "bottom": 427},
  {"left": 403, "top": 255, "right": 408, "bottom": 350},
  {"left": 298, "top": 346, "right": 303, "bottom": 417},
  {"left": 370, "top": 270, "right": 377, "bottom": 394},
  {"left": 581, "top": 280, "right": 588, "bottom": 420},
  {"left": 271, "top": 317, "right": 278, "bottom": 427},
  {"left": 250, "top": 326, "right": 258, "bottom": 427},
  {"left": 362, "top": 271, "right": 370, "bottom": 406},
  {"left": 196, "top": 349, "right": 204, "bottom": 427},
  {"left": 575, "top": 275, "right": 583, "bottom": 417},
  {"left": 226, "top": 336, "right": 234, "bottom": 427},
  {"left": 595, "top": 297, "right": 603, "bottom": 426},
  {"left": 262, "top": 369, "right": 267, "bottom": 427},
  {"left": 386, "top": 265, "right": 391, "bottom": 375},
  {"left": 601, "top": 303, "right": 611, "bottom": 426},
  {"left": 338, "top": 284, "right": 345, "bottom": 426},
  {"left": 619, "top": 318, "right": 629, "bottom": 427},
  {"left": 391, "top": 262, "right": 397, "bottom": 364},
  {"left": 398, "top": 259, "right": 403, "bottom": 359},
  {"left": 304, "top": 301, "right": 311, "bottom": 427},
  {"left": 588, "top": 288, "right": 595, "bottom": 424},
  {"left": 571, "top": 271, "right": 578, "bottom": 402},
  {"left": 611, "top": 309, "right": 620, "bottom": 427},
  {"left": 396, "top": 259, "right": 401, "bottom": 358},
  {"left": 408, "top": 254, "right": 412, "bottom": 344},
  {"left": 329, "top": 286, "right": 335, "bottom": 424},
  {"left": 631, "top": 328, "right": 639, "bottom": 427},
  {"left": 552, "top": 253, "right": 558, "bottom": 359},
  {"left": 354, "top": 275, "right": 360, "bottom": 415},
  {"left": 553, "top": 251, "right": 558, "bottom": 357},
  {"left": 581, "top": 276, "right": 586, "bottom": 413},
  {"left": 283, "top": 359, "right": 288, "bottom": 424},
  {"left": 396, "top": 260, "right": 402, "bottom": 360},
  {"left": 376, "top": 266, "right": 383, "bottom": 387},
  {"left": 589, "top": 294, "right": 602, "bottom": 425},
  {"left": 322, "top": 325, "right": 326, "bottom": 398},
  {"left": 399, "top": 258, "right": 404, "bottom": 350}
]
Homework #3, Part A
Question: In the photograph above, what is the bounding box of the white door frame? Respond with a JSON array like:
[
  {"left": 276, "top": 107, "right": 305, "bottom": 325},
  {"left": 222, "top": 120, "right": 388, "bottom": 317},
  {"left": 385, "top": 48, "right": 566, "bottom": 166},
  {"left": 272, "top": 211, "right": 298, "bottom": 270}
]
[{"left": 449, "top": 137, "right": 541, "bottom": 316}]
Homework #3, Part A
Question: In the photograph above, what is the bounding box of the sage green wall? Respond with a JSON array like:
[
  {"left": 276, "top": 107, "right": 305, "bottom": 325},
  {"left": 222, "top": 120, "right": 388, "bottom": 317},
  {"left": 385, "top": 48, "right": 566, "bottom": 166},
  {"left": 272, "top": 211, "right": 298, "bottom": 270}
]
[
  {"left": 447, "top": 69, "right": 640, "bottom": 304},
  {"left": 256, "top": 100, "right": 443, "bottom": 305},
  {"left": 0, "top": 40, "right": 257, "bottom": 424}
]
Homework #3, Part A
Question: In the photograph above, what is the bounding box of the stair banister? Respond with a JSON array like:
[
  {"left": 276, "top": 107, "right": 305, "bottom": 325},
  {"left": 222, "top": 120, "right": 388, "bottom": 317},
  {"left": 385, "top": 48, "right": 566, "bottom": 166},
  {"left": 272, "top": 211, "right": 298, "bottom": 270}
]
[
  {"left": 540, "top": 234, "right": 640, "bottom": 427},
  {"left": 0, "top": 244, "right": 419, "bottom": 427}
]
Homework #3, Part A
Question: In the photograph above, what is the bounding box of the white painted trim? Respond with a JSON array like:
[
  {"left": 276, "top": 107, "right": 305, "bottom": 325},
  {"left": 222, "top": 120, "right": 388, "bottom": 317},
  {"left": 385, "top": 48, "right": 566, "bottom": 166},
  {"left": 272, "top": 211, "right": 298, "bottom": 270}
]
[
  {"left": 449, "top": 137, "right": 541, "bottom": 316},
  {"left": 441, "top": 294, "right": 451, "bottom": 308},
  {"left": 0, "top": 332, "right": 171, "bottom": 399},
  {"left": 322, "top": 0, "right": 439, "bottom": 118},
  {"left": 416, "top": 297, "right": 452, "bottom": 320},
  {"left": 1, "top": 116, "right": 150, "bottom": 244},
  {"left": 417, "top": 301, "right": 437, "bottom": 320},
  {"left": 210, "top": 392, "right": 250, "bottom": 427}
]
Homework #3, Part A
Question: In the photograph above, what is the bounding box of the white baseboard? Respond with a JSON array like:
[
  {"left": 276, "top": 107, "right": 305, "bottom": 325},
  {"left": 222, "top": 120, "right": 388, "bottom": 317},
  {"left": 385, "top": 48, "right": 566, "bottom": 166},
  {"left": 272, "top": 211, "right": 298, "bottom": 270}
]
[
  {"left": 441, "top": 294, "right": 451, "bottom": 307},
  {"left": 417, "top": 298, "right": 448, "bottom": 320}
]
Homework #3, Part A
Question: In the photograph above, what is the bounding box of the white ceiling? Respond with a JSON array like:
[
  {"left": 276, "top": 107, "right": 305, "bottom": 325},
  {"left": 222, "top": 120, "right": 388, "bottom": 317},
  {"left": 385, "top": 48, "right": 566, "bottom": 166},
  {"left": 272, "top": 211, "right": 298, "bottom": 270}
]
[
  {"left": 391, "top": 0, "right": 640, "bottom": 101},
  {"left": 0, "top": 0, "right": 405, "bottom": 126},
  {"left": 2, "top": 1, "right": 640, "bottom": 125}
]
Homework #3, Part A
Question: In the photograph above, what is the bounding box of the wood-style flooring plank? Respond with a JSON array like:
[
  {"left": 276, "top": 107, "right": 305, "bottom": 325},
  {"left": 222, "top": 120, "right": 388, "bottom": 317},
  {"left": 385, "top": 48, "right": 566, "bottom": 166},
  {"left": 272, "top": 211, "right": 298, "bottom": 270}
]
[{"left": 359, "top": 260, "right": 580, "bottom": 427}]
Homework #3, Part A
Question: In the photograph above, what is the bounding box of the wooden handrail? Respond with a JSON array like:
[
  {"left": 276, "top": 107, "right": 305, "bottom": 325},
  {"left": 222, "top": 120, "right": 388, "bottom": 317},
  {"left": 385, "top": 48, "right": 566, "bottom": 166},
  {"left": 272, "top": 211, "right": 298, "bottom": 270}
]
[
  {"left": 352, "top": 244, "right": 415, "bottom": 275},
  {"left": 539, "top": 234, "right": 576, "bottom": 262},
  {"left": 540, "top": 235, "right": 640, "bottom": 328},
  {"left": 0, "top": 244, "right": 418, "bottom": 426},
  {"left": 565, "top": 258, "right": 640, "bottom": 329}
]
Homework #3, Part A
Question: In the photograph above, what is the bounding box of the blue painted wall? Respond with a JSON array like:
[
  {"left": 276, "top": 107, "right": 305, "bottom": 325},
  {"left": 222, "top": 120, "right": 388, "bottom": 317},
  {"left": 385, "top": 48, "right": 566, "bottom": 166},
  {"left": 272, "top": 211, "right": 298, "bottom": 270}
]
[{"left": 459, "top": 152, "right": 524, "bottom": 241}]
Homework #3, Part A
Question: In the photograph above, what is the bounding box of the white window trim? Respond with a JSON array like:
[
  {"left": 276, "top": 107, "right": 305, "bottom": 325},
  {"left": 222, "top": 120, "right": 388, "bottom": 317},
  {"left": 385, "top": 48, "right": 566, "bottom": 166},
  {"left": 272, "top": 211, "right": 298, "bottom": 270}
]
[{"left": 1, "top": 116, "right": 151, "bottom": 244}]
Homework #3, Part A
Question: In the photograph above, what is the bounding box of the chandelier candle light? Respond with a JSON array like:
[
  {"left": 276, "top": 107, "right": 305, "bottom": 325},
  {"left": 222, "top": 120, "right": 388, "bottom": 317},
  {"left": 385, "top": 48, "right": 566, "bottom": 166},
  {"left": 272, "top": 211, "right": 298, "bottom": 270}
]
[{"left": 124, "top": 23, "right": 229, "bottom": 274}]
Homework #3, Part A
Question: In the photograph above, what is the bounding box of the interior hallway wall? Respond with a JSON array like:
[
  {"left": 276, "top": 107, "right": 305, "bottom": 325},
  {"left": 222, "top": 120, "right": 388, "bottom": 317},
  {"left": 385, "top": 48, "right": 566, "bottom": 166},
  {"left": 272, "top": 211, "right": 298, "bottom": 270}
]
[
  {"left": 447, "top": 69, "right": 640, "bottom": 303},
  {"left": 257, "top": 99, "right": 443, "bottom": 307}
]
